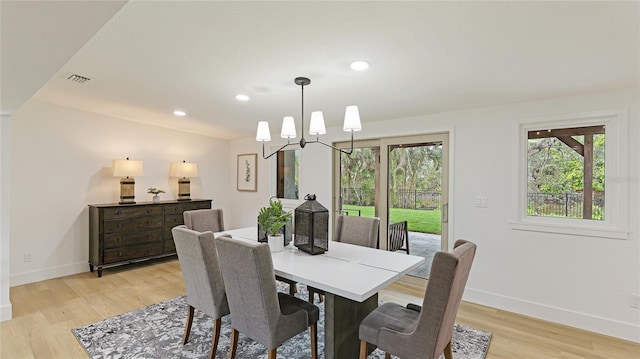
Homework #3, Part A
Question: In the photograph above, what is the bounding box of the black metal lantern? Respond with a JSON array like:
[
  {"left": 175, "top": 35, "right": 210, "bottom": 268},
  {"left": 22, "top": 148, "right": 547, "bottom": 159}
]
[{"left": 294, "top": 194, "right": 329, "bottom": 255}]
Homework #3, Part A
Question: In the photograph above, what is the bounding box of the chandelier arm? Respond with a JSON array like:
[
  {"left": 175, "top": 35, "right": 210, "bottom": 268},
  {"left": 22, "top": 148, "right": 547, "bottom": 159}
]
[
  {"left": 262, "top": 142, "right": 293, "bottom": 159},
  {"left": 307, "top": 131, "right": 355, "bottom": 155}
]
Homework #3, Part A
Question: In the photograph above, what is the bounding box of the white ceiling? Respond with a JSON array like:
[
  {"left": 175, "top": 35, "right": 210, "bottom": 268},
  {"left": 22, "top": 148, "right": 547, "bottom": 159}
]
[{"left": 2, "top": 1, "right": 638, "bottom": 140}]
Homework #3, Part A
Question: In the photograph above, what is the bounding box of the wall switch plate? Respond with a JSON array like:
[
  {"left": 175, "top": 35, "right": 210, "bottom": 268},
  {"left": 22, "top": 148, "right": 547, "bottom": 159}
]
[
  {"left": 23, "top": 252, "right": 32, "bottom": 262},
  {"left": 631, "top": 294, "right": 640, "bottom": 309},
  {"left": 475, "top": 196, "right": 488, "bottom": 208}
]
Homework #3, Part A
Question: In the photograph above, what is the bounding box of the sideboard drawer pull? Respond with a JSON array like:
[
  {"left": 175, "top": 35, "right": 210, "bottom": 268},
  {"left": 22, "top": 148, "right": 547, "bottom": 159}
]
[
  {"left": 117, "top": 223, "right": 122, "bottom": 228},
  {"left": 118, "top": 252, "right": 122, "bottom": 257},
  {"left": 117, "top": 237, "right": 123, "bottom": 243}
]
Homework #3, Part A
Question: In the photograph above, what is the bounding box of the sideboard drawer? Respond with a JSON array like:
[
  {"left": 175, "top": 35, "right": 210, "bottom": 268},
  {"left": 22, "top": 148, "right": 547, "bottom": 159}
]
[
  {"left": 103, "top": 242, "right": 164, "bottom": 264},
  {"left": 104, "top": 230, "right": 163, "bottom": 249},
  {"left": 104, "top": 216, "right": 164, "bottom": 233},
  {"left": 103, "top": 206, "right": 163, "bottom": 219},
  {"left": 164, "top": 213, "right": 185, "bottom": 229},
  {"left": 164, "top": 202, "right": 211, "bottom": 215}
]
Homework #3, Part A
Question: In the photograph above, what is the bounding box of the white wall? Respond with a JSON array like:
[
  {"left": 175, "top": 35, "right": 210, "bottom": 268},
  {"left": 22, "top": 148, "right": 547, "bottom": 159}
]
[
  {"left": 228, "top": 88, "right": 640, "bottom": 342},
  {"left": 1, "top": 115, "right": 12, "bottom": 321},
  {"left": 8, "top": 100, "right": 231, "bottom": 286}
]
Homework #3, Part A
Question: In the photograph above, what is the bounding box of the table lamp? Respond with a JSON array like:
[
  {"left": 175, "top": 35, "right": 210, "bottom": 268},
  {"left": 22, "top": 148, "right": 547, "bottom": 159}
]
[
  {"left": 170, "top": 160, "right": 198, "bottom": 201},
  {"left": 113, "top": 157, "right": 144, "bottom": 204}
]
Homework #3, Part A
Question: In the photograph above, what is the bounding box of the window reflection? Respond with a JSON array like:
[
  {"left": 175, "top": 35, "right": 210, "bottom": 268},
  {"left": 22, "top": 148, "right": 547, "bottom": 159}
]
[{"left": 277, "top": 149, "right": 299, "bottom": 199}]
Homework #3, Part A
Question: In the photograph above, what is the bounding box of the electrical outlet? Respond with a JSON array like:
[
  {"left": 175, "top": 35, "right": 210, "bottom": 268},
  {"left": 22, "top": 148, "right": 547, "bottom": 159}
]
[
  {"left": 23, "top": 252, "right": 32, "bottom": 263},
  {"left": 631, "top": 294, "right": 640, "bottom": 309}
]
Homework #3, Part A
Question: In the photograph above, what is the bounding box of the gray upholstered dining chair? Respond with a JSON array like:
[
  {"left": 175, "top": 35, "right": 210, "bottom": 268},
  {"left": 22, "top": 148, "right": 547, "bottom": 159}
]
[
  {"left": 172, "top": 226, "right": 230, "bottom": 359},
  {"left": 183, "top": 208, "right": 225, "bottom": 232},
  {"left": 335, "top": 215, "right": 380, "bottom": 248},
  {"left": 358, "top": 239, "right": 477, "bottom": 359},
  {"left": 215, "top": 236, "right": 319, "bottom": 359},
  {"left": 308, "top": 215, "right": 381, "bottom": 303}
]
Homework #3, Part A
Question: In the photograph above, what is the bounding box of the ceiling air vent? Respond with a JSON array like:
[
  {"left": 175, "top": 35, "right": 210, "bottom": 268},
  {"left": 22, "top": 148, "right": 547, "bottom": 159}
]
[{"left": 66, "top": 73, "right": 91, "bottom": 84}]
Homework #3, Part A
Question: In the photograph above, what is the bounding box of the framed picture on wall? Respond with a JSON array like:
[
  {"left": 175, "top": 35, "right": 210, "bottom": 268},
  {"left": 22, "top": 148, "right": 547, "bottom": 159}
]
[{"left": 237, "top": 153, "right": 257, "bottom": 192}]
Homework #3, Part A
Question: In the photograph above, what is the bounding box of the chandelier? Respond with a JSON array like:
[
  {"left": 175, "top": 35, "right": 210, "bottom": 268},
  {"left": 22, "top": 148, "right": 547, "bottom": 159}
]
[{"left": 255, "top": 77, "right": 362, "bottom": 159}]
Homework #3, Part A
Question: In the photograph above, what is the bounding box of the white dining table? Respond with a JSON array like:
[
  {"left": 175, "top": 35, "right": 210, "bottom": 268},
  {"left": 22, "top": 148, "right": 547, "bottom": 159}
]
[{"left": 215, "top": 227, "right": 425, "bottom": 359}]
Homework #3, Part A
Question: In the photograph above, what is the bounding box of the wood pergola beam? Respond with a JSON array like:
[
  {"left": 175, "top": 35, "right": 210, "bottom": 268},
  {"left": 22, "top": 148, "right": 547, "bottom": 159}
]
[{"left": 527, "top": 125, "right": 605, "bottom": 139}]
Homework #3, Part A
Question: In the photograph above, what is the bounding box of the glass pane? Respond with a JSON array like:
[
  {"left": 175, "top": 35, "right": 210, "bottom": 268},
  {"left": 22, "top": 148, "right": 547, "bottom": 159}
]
[
  {"left": 388, "top": 143, "right": 442, "bottom": 235},
  {"left": 276, "top": 149, "right": 299, "bottom": 199},
  {"left": 527, "top": 126, "right": 605, "bottom": 220},
  {"left": 339, "top": 147, "right": 378, "bottom": 218}
]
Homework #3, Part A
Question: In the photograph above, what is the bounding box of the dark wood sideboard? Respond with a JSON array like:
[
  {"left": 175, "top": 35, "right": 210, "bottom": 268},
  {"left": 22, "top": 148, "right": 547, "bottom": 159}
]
[{"left": 88, "top": 199, "right": 212, "bottom": 277}]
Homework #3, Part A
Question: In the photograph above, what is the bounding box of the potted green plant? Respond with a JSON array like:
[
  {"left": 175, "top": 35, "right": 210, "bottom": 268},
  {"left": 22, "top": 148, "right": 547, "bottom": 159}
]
[
  {"left": 147, "top": 187, "right": 165, "bottom": 203},
  {"left": 257, "top": 199, "right": 292, "bottom": 252}
]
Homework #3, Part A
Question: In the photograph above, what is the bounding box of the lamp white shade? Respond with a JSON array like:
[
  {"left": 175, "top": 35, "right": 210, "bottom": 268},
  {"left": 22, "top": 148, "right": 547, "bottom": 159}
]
[
  {"left": 280, "top": 116, "right": 297, "bottom": 139},
  {"left": 113, "top": 159, "right": 144, "bottom": 177},
  {"left": 170, "top": 161, "right": 199, "bottom": 178},
  {"left": 256, "top": 121, "right": 272, "bottom": 142},
  {"left": 309, "top": 111, "right": 327, "bottom": 135},
  {"left": 343, "top": 105, "right": 362, "bottom": 132}
]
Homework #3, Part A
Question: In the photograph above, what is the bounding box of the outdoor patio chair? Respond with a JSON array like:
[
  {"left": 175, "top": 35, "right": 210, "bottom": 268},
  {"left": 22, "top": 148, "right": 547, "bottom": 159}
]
[{"left": 388, "top": 220, "right": 410, "bottom": 254}]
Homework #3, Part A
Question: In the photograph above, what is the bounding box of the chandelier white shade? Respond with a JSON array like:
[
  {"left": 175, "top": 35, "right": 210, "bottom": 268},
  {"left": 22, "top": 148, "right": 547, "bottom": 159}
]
[
  {"left": 280, "top": 116, "right": 297, "bottom": 139},
  {"left": 309, "top": 111, "right": 327, "bottom": 136},
  {"left": 256, "top": 121, "right": 272, "bottom": 142},
  {"left": 343, "top": 105, "right": 362, "bottom": 132},
  {"left": 256, "top": 76, "right": 362, "bottom": 159}
]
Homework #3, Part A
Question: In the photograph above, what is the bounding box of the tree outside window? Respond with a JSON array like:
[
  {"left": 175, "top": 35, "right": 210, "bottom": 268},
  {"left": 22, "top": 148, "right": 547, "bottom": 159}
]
[{"left": 527, "top": 125, "right": 605, "bottom": 220}]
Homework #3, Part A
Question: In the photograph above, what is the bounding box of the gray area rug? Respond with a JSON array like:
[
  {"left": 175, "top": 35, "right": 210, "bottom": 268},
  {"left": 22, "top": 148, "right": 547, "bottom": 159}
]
[{"left": 73, "top": 285, "right": 491, "bottom": 359}]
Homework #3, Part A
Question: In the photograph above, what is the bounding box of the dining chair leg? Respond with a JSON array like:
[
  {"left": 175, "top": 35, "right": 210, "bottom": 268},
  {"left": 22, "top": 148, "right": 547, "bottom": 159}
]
[
  {"left": 208, "top": 318, "right": 221, "bottom": 359},
  {"left": 385, "top": 353, "right": 391, "bottom": 359},
  {"left": 182, "top": 305, "right": 195, "bottom": 344},
  {"left": 228, "top": 329, "right": 239, "bottom": 359},
  {"left": 268, "top": 348, "right": 277, "bottom": 359},
  {"left": 308, "top": 289, "right": 315, "bottom": 303},
  {"left": 444, "top": 340, "right": 453, "bottom": 359},
  {"left": 359, "top": 340, "right": 368, "bottom": 359},
  {"left": 310, "top": 323, "right": 318, "bottom": 359}
]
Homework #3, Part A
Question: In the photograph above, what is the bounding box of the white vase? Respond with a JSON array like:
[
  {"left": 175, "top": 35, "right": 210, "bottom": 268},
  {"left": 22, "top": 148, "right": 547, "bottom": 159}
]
[
  {"left": 153, "top": 195, "right": 160, "bottom": 203},
  {"left": 267, "top": 234, "right": 284, "bottom": 253}
]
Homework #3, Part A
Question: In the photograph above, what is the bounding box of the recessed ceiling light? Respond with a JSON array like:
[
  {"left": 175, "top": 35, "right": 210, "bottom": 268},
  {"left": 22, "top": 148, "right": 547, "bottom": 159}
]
[
  {"left": 235, "top": 94, "right": 250, "bottom": 101},
  {"left": 173, "top": 110, "right": 186, "bottom": 117},
  {"left": 350, "top": 61, "right": 370, "bottom": 71}
]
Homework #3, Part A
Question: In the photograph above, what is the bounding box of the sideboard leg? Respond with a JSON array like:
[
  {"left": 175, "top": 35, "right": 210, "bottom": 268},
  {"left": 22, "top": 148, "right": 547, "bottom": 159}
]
[
  {"left": 89, "top": 263, "right": 94, "bottom": 272},
  {"left": 98, "top": 267, "right": 103, "bottom": 278}
]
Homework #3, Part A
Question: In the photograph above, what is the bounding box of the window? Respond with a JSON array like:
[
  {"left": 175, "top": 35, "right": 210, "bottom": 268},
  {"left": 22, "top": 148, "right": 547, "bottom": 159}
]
[
  {"left": 276, "top": 149, "right": 299, "bottom": 199},
  {"left": 527, "top": 125, "right": 605, "bottom": 220},
  {"left": 513, "top": 110, "right": 628, "bottom": 239}
]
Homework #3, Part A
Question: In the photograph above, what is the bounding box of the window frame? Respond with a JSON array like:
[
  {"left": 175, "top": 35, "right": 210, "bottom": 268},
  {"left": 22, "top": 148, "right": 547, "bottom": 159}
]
[
  {"left": 269, "top": 144, "right": 304, "bottom": 210},
  {"left": 511, "top": 109, "right": 629, "bottom": 239}
]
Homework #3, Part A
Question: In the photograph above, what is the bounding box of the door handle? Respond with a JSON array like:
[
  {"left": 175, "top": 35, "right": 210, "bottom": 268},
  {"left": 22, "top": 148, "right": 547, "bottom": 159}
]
[{"left": 442, "top": 203, "right": 448, "bottom": 223}]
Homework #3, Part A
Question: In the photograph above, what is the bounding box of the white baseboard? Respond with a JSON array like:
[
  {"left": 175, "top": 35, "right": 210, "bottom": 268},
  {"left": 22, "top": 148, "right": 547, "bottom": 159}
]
[
  {"left": 10, "top": 261, "right": 88, "bottom": 287},
  {"left": 464, "top": 288, "right": 640, "bottom": 343},
  {"left": 0, "top": 302, "right": 12, "bottom": 322}
]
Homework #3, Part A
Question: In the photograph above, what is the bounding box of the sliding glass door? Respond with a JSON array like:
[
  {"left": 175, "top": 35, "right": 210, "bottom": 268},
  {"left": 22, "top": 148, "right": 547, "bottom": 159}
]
[{"left": 333, "top": 133, "right": 449, "bottom": 279}]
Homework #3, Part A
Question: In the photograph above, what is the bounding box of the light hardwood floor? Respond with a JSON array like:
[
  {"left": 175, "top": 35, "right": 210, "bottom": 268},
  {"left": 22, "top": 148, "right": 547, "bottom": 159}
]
[{"left": 1, "top": 258, "right": 638, "bottom": 358}]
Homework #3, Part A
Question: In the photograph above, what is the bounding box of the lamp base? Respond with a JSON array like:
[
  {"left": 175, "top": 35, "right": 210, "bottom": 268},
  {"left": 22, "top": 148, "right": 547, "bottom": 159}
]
[
  {"left": 177, "top": 178, "right": 191, "bottom": 201},
  {"left": 119, "top": 177, "right": 136, "bottom": 204}
]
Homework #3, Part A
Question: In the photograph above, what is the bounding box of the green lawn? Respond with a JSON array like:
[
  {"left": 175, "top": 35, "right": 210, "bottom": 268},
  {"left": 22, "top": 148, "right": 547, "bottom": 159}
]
[{"left": 341, "top": 205, "right": 441, "bottom": 234}]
